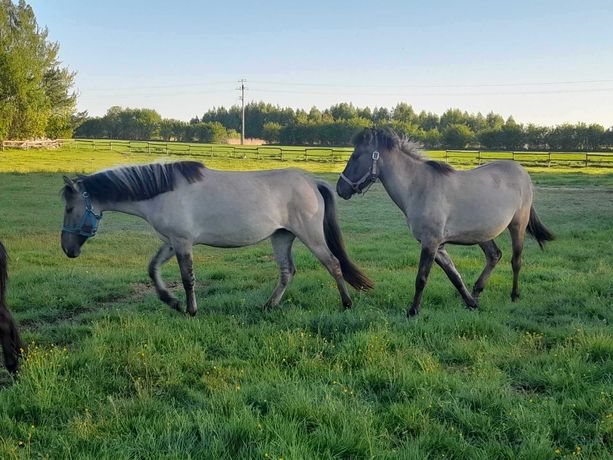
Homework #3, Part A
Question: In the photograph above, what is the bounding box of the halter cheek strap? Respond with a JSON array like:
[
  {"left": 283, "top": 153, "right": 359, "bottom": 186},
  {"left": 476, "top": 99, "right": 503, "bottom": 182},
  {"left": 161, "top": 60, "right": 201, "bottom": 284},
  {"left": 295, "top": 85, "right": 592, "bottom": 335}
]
[
  {"left": 339, "top": 150, "right": 380, "bottom": 194},
  {"left": 62, "top": 192, "right": 103, "bottom": 238}
]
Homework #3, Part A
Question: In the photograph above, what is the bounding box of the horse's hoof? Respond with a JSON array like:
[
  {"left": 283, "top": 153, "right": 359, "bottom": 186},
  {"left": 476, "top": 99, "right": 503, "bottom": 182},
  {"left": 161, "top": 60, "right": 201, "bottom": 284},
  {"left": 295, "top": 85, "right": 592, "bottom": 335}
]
[
  {"left": 187, "top": 309, "right": 197, "bottom": 317},
  {"left": 511, "top": 293, "right": 520, "bottom": 302},
  {"left": 169, "top": 299, "right": 182, "bottom": 312},
  {"left": 407, "top": 307, "right": 419, "bottom": 318},
  {"left": 342, "top": 301, "right": 353, "bottom": 310},
  {"left": 466, "top": 303, "right": 479, "bottom": 311}
]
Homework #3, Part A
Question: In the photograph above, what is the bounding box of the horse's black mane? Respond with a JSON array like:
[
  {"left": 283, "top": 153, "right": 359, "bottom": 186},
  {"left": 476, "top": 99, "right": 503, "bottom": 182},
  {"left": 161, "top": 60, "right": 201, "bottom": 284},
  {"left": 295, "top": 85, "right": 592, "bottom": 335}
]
[
  {"left": 65, "top": 161, "right": 205, "bottom": 202},
  {"left": 352, "top": 127, "right": 455, "bottom": 175}
]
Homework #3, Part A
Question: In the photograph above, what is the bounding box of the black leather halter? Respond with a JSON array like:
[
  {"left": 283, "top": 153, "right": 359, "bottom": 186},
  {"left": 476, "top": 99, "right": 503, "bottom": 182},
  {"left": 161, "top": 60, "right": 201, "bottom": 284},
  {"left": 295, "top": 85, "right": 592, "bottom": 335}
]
[{"left": 339, "top": 150, "right": 380, "bottom": 194}]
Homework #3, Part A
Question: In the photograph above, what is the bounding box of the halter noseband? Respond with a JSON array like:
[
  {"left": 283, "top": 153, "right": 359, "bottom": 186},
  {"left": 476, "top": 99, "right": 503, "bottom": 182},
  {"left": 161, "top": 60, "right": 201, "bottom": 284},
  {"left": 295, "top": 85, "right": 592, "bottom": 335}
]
[
  {"left": 339, "top": 150, "right": 380, "bottom": 194},
  {"left": 62, "top": 191, "right": 103, "bottom": 238}
]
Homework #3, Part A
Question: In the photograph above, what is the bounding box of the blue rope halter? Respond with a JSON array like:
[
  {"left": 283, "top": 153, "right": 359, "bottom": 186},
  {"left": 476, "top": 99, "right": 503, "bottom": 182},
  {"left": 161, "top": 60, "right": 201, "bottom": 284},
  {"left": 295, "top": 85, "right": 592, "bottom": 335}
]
[{"left": 62, "top": 191, "right": 103, "bottom": 237}]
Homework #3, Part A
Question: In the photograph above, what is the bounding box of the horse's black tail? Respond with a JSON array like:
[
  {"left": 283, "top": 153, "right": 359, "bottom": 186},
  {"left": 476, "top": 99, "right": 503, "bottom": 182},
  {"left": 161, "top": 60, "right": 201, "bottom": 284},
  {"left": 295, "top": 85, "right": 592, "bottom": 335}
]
[
  {"left": 526, "top": 206, "right": 555, "bottom": 250},
  {"left": 316, "top": 182, "right": 374, "bottom": 291},
  {"left": 0, "top": 240, "right": 25, "bottom": 374}
]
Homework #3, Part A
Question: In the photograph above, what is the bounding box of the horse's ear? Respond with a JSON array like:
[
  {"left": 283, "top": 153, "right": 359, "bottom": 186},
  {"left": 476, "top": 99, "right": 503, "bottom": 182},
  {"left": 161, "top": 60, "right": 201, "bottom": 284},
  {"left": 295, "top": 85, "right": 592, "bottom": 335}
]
[{"left": 63, "top": 175, "right": 76, "bottom": 190}]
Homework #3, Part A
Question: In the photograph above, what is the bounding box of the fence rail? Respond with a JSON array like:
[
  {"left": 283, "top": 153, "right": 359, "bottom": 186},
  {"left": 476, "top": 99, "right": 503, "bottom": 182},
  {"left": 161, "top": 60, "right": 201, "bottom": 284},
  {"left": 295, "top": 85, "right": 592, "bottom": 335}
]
[{"left": 58, "top": 139, "right": 613, "bottom": 168}]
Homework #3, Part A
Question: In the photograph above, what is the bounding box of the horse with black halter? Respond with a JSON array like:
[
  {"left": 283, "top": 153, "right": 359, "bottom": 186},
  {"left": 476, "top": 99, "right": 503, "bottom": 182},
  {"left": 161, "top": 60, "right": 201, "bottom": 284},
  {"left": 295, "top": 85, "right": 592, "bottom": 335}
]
[
  {"left": 337, "top": 128, "right": 554, "bottom": 316},
  {"left": 1, "top": 240, "right": 25, "bottom": 374},
  {"left": 61, "top": 162, "right": 373, "bottom": 315}
]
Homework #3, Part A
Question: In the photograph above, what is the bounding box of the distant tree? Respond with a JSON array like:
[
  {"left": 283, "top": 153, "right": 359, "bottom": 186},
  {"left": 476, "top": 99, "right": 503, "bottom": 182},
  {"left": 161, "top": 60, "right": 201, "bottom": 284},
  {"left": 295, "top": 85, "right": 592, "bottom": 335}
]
[
  {"left": 546, "top": 124, "right": 577, "bottom": 151},
  {"left": 500, "top": 117, "right": 524, "bottom": 150},
  {"left": 307, "top": 106, "right": 322, "bottom": 122},
  {"left": 417, "top": 111, "right": 440, "bottom": 131},
  {"left": 159, "top": 119, "right": 187, "bottom": 141},
  {"left": 440, "top": 109, "right": 467, "bottom": 129},
  {"left": 603, "top": 127, "right": 613, "bottom": 150},
  {"left": 574, "top": 123, "right": 605, "bottom": 150},
  {"left": 0, "top": 0, "right": 76, "bottom": 140},
  {"left": 262, "top": 121, "right": 282, "bottom": 144},
  {"left": 330, "top": 103, "right": 357, "bottom": 121},
  {"left": 356, "top": 106, "right": 373, "bottom": 120},
  {"left": 442, "top": 124, "right": 475, "bottom": 149},
  {"left": 392, "top": 103, "right": 417, "bottom": 124},
  {"left": 372, "top": 107, "right": 392, "bottom": 124},
  {"left": 421, "top": 128, "right": 443, "bottom": 149},
  {"left": 478, "top": 127, "right": 504, "bottom": 149},
  {"left": 525, "top": 124, "right": 549, "bottom": 150},
  {"left": 485, "top": 112, "right": 505, "bottom": 129}
]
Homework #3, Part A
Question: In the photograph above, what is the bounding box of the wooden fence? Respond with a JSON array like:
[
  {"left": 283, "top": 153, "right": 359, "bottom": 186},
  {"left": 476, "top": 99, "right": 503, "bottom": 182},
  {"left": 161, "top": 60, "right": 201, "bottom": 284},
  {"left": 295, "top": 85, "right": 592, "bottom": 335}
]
[
  {"left": 1, "top": 139, "right": 63, "bottom": 150},
  {"left": 59, "top": 139, "right": 613, "bottom": 168}
]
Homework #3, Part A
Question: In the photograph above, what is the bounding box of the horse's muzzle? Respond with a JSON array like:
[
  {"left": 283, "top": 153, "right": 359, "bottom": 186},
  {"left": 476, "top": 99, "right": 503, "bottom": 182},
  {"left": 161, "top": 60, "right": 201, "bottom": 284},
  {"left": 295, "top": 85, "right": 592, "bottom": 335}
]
[
  {"left": 62, "top": 246, "right": 81, "bottom": 258},
  {"left": 336, "top": 180, "right": 354, "bottom": 200},
  {"left": 61, "top": 232, "right": 84, "bottom": 258}
]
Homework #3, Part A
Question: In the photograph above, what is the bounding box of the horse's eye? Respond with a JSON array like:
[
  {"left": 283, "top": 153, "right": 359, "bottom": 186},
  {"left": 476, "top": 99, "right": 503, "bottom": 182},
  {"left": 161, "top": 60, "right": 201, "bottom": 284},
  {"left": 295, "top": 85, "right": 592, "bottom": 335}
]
[{"left": 66, "top": 207, "right": 74, "bottom": 213}]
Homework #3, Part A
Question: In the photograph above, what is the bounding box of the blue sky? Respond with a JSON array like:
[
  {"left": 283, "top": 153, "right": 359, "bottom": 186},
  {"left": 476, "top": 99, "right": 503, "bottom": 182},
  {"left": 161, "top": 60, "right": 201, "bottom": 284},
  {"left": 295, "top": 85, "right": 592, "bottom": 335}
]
[{"left": 29, "top": 0, "right": 613, "bottom": 126}]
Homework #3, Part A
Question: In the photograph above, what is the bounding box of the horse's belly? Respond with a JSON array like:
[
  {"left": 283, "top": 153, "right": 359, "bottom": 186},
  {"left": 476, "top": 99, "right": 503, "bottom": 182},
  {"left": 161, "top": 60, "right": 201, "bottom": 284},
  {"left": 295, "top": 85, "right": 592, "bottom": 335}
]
[
  {"left": 194, "top": 218, "right": 278, "bottom": 247},
  {"left": 444, "top": 204, "right": 516, "bottom": 243}
]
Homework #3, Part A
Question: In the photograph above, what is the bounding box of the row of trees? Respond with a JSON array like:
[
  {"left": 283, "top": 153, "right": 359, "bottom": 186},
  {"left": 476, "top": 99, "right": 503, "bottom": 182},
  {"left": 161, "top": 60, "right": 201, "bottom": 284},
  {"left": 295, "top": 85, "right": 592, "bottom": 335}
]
[
  {"left": 76, "top": 103, "right": 613, "bottom": 151},
  {"left": 197, "top": 102, "right": 613, "bottom": 150},
  {"left": 0, "top": 0, "right": 79, "bottom": 140},
  {"left": 75, "top": 107, "right": 234, "bottom": 143}
]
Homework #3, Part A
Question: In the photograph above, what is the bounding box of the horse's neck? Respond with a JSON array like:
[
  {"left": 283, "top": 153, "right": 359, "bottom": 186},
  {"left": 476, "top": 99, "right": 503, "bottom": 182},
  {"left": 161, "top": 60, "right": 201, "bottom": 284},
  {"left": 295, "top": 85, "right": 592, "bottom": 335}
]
[
  {"left": 97, "top": 199, "right": 148, "bottom": 219},
  {"left": 379, "top": 151, "right": 427, "bottom": 213}
]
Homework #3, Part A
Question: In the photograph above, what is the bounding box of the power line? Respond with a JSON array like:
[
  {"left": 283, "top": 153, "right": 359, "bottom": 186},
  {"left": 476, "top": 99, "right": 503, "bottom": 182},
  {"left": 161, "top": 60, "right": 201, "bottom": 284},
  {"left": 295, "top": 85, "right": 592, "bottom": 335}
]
[
  {"left": 248, "top": 86, "right": 613, "bottom": 97},
  {"left": 250, "top": 78, "right": 613, "bottom": 89},
  {"left": 81, "top": 80, "right": 236, "bottom": 92}
]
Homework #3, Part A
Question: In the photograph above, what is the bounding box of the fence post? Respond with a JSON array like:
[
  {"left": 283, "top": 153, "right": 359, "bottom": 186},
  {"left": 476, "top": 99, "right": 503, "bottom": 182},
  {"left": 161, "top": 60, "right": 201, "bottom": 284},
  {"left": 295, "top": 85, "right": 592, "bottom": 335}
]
[
  {"left": 477, "top": 150, "right": 481, "bottom": 165},
  {"left": 548, "top": 152, "right": 551, "bottom": 167},
  {"left": 512, "top": 151, "right": 515, "bottom": 161},
  {"left": 585, "top": 153, "right": 589, "bottom": 167},
  {"left": 445, "top": 150, "right": 449, "bottom": 163},
  {"left": 165, "top": 143, "right": 169, "bottom": 155},
  {"left": 280, "top": 148, "right": 284, "bottom": 161}
]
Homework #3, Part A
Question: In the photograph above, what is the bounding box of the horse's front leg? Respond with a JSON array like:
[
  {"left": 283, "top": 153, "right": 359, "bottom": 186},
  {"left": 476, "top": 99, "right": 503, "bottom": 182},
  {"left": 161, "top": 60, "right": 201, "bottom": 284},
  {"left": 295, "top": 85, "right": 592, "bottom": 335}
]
[
  {"left": 175, "top": 245, "right": 198, "bottom": 316},
  {"left": 407, "top": 244, "right": 437, "bottom": 317}
]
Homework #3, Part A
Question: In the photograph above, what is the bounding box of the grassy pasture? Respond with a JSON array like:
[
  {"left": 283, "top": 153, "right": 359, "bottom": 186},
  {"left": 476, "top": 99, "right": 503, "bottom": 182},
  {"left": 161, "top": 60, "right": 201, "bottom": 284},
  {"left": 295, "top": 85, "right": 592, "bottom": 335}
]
[{"left": 0, "top": 147, "right": 611, "bottom": 458}]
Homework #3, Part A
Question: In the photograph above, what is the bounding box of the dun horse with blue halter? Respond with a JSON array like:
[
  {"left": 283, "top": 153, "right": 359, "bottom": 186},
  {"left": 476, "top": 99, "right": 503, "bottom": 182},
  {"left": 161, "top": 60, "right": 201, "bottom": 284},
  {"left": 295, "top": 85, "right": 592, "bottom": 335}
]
[
  {"left": 61, "top": 162, "right": 373, "bottom": 316},
  {"left": 0, "top": 240, "right": 25, "bottom": 374},
  {"left": 337, "top": 128, "right": 554, "bottom": 317}
]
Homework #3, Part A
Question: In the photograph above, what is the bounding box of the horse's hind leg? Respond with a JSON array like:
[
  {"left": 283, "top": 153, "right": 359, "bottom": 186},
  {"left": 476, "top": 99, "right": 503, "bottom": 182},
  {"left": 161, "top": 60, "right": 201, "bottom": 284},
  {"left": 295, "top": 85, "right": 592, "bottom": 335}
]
[
  {"left": 175, "top": 246, "right": 198, "bottom": 317},
  {"left": 297, "top": 232, "right": 352, "bottom": 309},
  {"left": 148, "top": 243, "right": 180, "bottom": 311},
  {"left": 435, "top": 246, "right": 478, "bottom": 310},
  {"left": 472, "top": 240, "right": 502, "bottom": 302},
  {"left": 0, "top": 307, "right": 22, "bottom": 374},
  {"left": 263, "top": 230, "right": 296, "bottom": 310},
  {"left": 508, "top": 221, "right": 526, "bottom": 302}
]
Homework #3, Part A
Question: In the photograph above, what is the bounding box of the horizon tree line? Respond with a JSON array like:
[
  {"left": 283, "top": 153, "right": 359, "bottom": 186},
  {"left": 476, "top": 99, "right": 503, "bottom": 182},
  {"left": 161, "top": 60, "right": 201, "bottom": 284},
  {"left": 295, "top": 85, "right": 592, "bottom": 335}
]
[{"left": 75, "top": 102, "right": 613, "bottom": 151}]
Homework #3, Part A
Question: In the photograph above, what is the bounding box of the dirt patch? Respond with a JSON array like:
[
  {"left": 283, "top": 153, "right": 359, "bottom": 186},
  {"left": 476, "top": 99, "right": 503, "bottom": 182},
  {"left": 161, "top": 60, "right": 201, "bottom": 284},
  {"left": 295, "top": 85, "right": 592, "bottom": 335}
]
[{"left": 19, "top": 282, "right": 155, "bottom": 331}]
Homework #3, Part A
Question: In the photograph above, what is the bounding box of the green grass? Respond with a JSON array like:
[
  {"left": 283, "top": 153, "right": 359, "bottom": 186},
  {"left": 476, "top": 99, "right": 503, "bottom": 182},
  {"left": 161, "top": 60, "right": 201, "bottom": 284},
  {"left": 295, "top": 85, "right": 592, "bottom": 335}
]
[{"left": 0, "top": 148, "right": 611, "bottom": 458}]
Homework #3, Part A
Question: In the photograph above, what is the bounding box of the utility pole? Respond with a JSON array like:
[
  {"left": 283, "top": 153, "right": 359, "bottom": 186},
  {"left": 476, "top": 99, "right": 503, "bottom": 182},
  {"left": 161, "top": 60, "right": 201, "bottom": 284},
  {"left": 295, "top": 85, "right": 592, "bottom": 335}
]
[{"left": 237, "top": 78, "right": 247, "bottom": 145}]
